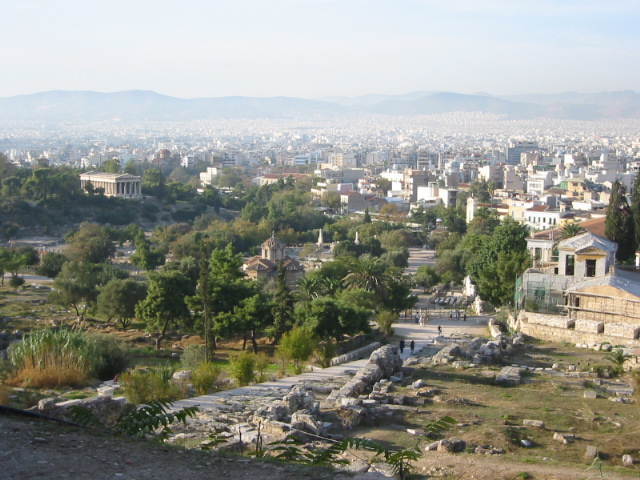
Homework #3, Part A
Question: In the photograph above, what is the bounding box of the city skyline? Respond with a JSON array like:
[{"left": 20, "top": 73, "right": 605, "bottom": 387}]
[{"left": 1, "top": 0, "right": 639, "bottom": 99}]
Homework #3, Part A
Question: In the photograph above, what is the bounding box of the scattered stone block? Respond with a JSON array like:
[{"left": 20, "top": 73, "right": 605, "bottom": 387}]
[
  {"left": 339, "top": 458, "right": 370, "bottom": 473},
  {"left": 411, "top": 379, "right": 426, "bottom": 389},
  {"left": 437, "top": 438, "right": 466, "bottom": 453},
  {"left": 172, "top": 370, "right": 192, "bottom": 381},
  {"left": 520, "top": 439, "right": 533, "bottom": 448},
  {"left": 496, "top": 367, "right": 521, "bottom": 386},
  {"left": 622, "top": 454, "right": 635, "bottom": 466},
  {"left": 425, "top": 441, "right": 440, "bottom": 451},
  {"left": 583, "top": 390, "right": 598, "bottom": 399},
  {"left": 523, "top": 419, "right": 545, "bottom": 428},
  {"left": 584, "top": 446, "right": 599, "bottom": 459},
  {"left": 406, "top": 428, "right": 425, "bottom": 436},
  {"left": 553, "top": 432, "right": 576, "bottom": 443}
]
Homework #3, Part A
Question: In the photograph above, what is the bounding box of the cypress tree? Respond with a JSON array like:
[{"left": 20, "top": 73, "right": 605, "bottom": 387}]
[{"left": 605, "top": 180, "right": 636, "bottom": 262}]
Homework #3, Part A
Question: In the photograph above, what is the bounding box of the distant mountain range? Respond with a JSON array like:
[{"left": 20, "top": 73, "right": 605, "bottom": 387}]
[{"left": 1, "top": 89, "right": 639, "bottom": 122}]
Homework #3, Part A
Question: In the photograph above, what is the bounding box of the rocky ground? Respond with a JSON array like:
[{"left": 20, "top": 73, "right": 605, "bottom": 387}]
[
  {"left": 0, "top": 413, "right": 338, "bottom": 480},
  {"left": 3, "top": 412, "right": 637, "bottom": 480}
]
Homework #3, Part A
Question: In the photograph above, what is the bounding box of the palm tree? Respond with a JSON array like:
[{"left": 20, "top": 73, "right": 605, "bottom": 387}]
[
  {"left": 343, "top": 255, "right": 390, "bottom": 299},
  {"left": 559, "top": 223, "right": 587, "bottom": 240},
  {"left": 295, "top": 276, "right": 324, "bottom": 304}
]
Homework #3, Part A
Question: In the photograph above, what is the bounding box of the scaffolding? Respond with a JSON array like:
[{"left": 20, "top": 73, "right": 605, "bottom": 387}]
[{"left": 519, "top": 270, "right": 572, "bottom": 315}]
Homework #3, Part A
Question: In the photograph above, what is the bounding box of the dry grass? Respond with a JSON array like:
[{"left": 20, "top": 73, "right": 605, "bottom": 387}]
[
  {"left": 348, "top": 344, "right": 640, "bottom": 476},
  {"left": 8, "top": 366, "right": 87, "bottom": 389},
  {"left": 0, "top": 385, "right": 11, "bottom": 406}
]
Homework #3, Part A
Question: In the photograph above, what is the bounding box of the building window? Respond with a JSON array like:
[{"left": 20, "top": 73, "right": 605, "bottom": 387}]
[
  {"left": 586, "top": 259, "right": 597, "bottom": 277},
  {"left": 566, "top": 255, "right": 575, "bottom": 276}
]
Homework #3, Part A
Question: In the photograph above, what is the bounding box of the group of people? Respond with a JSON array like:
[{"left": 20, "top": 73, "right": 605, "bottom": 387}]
[
  {"left": 449, "top": 310, "right": 467, "bottom": 321},
  {"left": 398, "top": 339, "right": 415, "bottom": 354},
  {"left": 414, "top": 311, "right": 428, "bottom": 326},
  {"left": 399, "top": 324, "right": 443, "bottom": 355}
]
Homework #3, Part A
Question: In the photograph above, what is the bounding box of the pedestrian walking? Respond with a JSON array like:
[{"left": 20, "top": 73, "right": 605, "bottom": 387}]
[
  {"left": 463, "top": 313, "right": 467, "bottom": 322},
  {"left": 399, "top": 339, "right": 405, "bottom": 353},
  {"left": 410, "top": 340, "right": 415, "bottom": 353},
  {"left": 437, "top": 324, "right": 442, "bottom": 335}
]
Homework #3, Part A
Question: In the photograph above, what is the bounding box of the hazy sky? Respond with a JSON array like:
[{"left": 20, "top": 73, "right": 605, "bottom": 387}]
[{"left": 2, "top": 0, "right": 638, "bottom": 99}]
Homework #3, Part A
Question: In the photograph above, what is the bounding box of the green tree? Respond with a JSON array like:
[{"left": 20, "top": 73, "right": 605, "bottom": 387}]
[
  {"left": 414, "top": 265, "right": 440, "bottom": 293},
  {"left": 384, "top": 271, "right": 419, "bottom": 314},
  {"left": 272, "top": 261, "right": 295, "bottom": 341},
  {"left": 49, "top": 261, "right": 101, "bottom": 322},
  {"left": 36, "top": 252, "right": 68, "bottom": 278},
  {"left": 130, "top": 234, "right": 165, "bottom": 272},
  {"left": 135, "top": 270, "right": 192, "bottom": 349},
  {"left": 467, "top": 207, "right": 500, "bottom": 235},
  {"left": 467, "top": 218, "right": 530, "bottom": 307},
  {"left": 295, "top": 276, "right": 325, "bottom": 305},
  {"left": 189, "top": 244, "right": 253, "bottom": 350},
  {"left": 2, "top": 176, "right": 22, "bottom": 197},
  {"left": 101, "top": 158, "right": 121, "bottom": 173},
  {"left": 65, "top": 222, "right": 115, "bottom": 264},
  {"left": 277, "top": 326, "right": 317, "bottom": 374},
  {"left": 124, "top": 159, "right": 139, "bottom": 175},
  {"left": 322, "top": 191, "right": 341, "bottom": 212},
  {"left": 558, "top": 223, "right": 587, "bottom": 240},
  {"left": 97, "top": 278, "right": 148, "bottom": 330},
  {"left": 0, "top": 247, "right": 28, "bottom": 286},
  {"left": 298, "top": 297, "right": 370, "bottom": 341},
  {"left": 230, "top": 292, "right": 274, "bottom": 353},
  {"left": 606, "top": 180, "right": 636, "bottom": 262},
  {"left": 343, "top": 255, "right": 390, "bottom": 299},
  {"left": 21, "top": 168, "right": 53, "bottom": 201},
  {"left": 142, "top": 168, "right": 166, "bottom": 199}
]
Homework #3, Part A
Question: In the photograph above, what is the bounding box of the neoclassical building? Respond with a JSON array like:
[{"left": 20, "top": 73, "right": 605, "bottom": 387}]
[
  {"left": 243, "top": 233, "right": 305, "bottom": 288},
  {"left": 79, "top": 171, "right": 142, "bottom": 198}
]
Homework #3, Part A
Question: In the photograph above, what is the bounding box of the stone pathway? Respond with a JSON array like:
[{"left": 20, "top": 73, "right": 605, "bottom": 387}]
[
  {"left": 173, "top": 247, "right": 492, "bottom": 412},
  {"left": 173, "top": 316, "right": 491, "bottom": 413}
]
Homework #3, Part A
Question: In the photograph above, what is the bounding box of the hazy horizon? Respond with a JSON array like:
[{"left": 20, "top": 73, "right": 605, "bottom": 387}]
[
  {"left": 2, "top": 88, "right": 640, "bottom": 101},
  {"left": 2, "top": 0, "right": 639, "bottom": 99}
]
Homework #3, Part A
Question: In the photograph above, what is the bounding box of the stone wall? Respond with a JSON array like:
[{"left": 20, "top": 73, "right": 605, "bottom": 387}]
[
  {"left": 526, "top": 313, "right": 574, "bottom": 329},
  {"left": 330, "top": 342, "right": 381, "bottom": 366},
  {"left": 520, "top": 321, "right": 640, "bottom": 347},
  {"left": 605, "top": 323, "right": 640, "bottom": 339},
  {"left": 521, "top": 311, "right": 640, "bottom": 344},
  {"left": 575, "top": 319, "right": 604, "bottom": 334}
]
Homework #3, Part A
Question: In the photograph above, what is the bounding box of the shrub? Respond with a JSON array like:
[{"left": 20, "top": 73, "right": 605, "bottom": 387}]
[
  {"left": 191, "top": 362, "right": 221, "bottom": 395},
  {"left": 119, "top": 367, "right": 182, "bottom": 404},
  {"left": 277, "top": 327, "right": 316, "bottom": 375},
  {"left": 8, "top": 328, "right": 94, "bottom": 388},
  {"left": 227, "top": 351, "right": 256, "bottom": 386},
  {"left": 314, "top": 338, "right": 336, "bottom": 368},
  {"left": 375, "top": 310, "right": 397, "bottom": 336},
  {"left": 254, "top": 352, "right": 271, "bottom": 383},
  {"left": 8, "top": 276, "right": 25, "bottom": 288},
  {"left": 180, "top": 344, "right": 207, "bottom": 370},
  {"left": 88, "top": 334, "right": 131, "bottom": 381}
]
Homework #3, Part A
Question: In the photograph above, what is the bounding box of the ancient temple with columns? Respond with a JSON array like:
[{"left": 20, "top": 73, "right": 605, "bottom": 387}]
[{"left": 79, "top": 171, "right": 142, "bottom": 198}]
